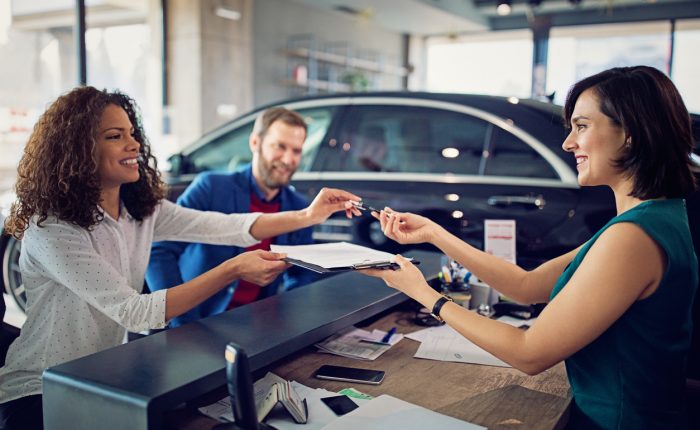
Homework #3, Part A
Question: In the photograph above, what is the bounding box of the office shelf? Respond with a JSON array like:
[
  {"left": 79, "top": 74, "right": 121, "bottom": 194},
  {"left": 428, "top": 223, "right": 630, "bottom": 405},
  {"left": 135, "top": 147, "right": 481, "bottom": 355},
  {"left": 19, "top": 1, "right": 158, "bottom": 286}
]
[{"left": 284, "top": 34, "right": 407, "bottom": 97}]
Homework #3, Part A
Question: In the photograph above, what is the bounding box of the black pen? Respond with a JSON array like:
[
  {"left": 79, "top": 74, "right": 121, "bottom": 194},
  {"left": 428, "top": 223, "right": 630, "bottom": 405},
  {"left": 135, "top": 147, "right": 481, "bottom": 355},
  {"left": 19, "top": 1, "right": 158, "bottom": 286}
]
[{"left": 350, "top": 200, "right": 381, "bottom": 213}]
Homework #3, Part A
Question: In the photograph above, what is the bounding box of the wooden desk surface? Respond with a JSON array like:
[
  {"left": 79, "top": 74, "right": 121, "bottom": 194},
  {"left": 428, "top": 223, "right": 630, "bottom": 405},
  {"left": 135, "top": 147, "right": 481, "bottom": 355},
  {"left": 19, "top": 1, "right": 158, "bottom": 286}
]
[{"left": 175, "top": 305, "right": 571, "bottom": 430}]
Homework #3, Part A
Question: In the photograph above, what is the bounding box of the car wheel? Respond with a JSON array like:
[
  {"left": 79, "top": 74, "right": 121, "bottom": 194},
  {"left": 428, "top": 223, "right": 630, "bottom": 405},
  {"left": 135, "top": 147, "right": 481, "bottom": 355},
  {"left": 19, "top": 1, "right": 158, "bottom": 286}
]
[{"left": 2, "top": 237, "right": 25, "bottom": 312}]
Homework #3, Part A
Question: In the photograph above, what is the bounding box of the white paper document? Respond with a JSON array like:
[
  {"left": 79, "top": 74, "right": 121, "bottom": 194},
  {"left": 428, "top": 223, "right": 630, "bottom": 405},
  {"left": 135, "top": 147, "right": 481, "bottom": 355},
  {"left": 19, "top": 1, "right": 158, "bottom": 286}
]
[
  {"left": 409, "top": 316, "right": 536, "bottom": 367},
  {"left": 413, "top": 324, "right": 510, "bottom": 367},
  {"left": 271, "top": 242, "right": 412, "bottom": 272},
  {"left": 319, "top": 395, "right": 486, "bottom": 430},
  {"left": 315, "top": 326, "right": 403, "bottom": 361}
]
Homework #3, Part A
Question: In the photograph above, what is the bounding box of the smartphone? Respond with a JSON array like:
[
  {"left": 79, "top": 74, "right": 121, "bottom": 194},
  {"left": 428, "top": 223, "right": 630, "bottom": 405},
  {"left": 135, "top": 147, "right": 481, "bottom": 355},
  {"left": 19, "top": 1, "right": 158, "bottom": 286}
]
[
  {"left": 320, "top": 395, "right": 359, "bottom": 416},
  {"left": 314, "top": 364, "right": 385, "bottom": 385}
]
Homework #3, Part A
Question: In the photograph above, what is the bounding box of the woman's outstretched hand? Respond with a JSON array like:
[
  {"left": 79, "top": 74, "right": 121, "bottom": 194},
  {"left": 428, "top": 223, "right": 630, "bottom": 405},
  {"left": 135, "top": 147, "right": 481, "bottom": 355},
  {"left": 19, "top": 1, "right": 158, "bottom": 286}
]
[
  {"left": 361, "top": 254, "right": 431, "bottom": 300},
  {"left": 373, "top": 208, "right": 436, "bottom": 245}
]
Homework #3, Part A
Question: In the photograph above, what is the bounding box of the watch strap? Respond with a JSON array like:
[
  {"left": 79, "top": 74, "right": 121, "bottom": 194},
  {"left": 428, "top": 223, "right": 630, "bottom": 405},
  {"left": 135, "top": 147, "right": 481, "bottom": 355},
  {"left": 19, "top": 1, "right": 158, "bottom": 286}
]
[{"left": 430, "top": 295, "right": 454, "bottom": 322}]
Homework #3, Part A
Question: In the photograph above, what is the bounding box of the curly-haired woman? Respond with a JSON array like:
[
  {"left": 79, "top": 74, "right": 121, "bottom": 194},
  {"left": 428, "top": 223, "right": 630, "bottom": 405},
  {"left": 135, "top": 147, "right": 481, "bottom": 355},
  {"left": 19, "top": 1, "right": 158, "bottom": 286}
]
[
  {"left": 0, "top": 86, "right": 360, "bottom": 429},
  {"left": 362, "top": 66, "right": 698, "bottom": 429}
]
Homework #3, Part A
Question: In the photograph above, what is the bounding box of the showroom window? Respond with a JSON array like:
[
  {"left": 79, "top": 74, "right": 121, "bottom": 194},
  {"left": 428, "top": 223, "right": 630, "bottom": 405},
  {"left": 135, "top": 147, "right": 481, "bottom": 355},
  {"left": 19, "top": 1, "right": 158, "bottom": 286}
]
[
  {"left": 425, "top": 30, "right": 534, "bottom": 99},
  {"left": 0, "top": 0, "right": 163, "bottom": 191},
  {"left": 546, "top": 21, "right": 672, "bottom": 106},
  {"left": 672, "top": 19, "right": 700, "bottom": 114},
  {"left": 0, "top": 0, "right": 76, "bottom": 187},
  {"left": 85, "top": 3, "right": 164, "bottom": 159}
]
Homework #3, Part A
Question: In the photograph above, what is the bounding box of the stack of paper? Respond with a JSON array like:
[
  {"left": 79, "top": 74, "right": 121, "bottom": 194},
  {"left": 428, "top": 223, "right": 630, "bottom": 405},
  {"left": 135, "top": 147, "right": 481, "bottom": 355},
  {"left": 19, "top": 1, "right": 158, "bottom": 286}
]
[
  {"left": 405, "top": 316, "right": 536, "bottom": 367},
  {"left": 315, "top": 327, "right": 403, "bottom": 361}
]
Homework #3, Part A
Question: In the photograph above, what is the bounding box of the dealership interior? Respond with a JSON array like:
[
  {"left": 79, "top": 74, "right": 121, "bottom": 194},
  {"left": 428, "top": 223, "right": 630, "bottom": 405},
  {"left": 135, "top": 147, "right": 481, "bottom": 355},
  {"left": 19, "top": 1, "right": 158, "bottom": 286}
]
[{"left": 1, "top": 0, "right": 700, "bottom": 429}]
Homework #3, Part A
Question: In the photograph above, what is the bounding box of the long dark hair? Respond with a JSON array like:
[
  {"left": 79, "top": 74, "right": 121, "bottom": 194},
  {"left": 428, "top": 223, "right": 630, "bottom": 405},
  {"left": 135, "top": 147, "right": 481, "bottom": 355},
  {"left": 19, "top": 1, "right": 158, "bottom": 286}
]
[
  {"left": 5, "top": 86, "right": 165, "bottom": 239},
  {"left": 564, "top": 66, "right": 696, "bottom": 199}
]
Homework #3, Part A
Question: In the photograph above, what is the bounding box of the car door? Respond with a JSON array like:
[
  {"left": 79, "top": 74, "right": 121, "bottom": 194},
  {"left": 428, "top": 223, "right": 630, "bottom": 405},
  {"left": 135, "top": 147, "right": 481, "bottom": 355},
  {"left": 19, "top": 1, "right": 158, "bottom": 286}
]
[{"left": 296, "top": 98, "right": 583, "bottom": 269}]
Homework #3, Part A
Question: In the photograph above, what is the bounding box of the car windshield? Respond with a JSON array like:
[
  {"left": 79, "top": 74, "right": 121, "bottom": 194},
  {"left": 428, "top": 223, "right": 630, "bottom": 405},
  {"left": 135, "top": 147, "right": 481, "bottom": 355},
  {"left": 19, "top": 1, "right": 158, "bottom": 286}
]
[{"left": 186, "top": 106, "right": 336, "bottom": 173}]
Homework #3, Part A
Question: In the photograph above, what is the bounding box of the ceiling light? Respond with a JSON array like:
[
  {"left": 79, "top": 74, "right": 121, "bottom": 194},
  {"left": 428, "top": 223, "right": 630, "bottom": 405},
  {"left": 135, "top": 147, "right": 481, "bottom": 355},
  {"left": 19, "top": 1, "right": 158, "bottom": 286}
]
[
  {"left": 496, "top": 0, "right": 512, "bottom": 16},
  {"left": 442, "top": 147, "right": 460, "bottom": 158},
  {"left": 215, "top": 7, "right": 241, "bottom": 20}
]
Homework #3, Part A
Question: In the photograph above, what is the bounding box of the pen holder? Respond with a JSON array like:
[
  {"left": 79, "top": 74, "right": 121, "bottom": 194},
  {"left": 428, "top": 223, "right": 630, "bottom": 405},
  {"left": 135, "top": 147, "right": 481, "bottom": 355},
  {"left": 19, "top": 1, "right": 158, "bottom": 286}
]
[
  {"left": 445, "top": 281, "right": 471, "bottom": 309},
  {"left": 469, "top": 280, "right": 498, "bottom": 310}
]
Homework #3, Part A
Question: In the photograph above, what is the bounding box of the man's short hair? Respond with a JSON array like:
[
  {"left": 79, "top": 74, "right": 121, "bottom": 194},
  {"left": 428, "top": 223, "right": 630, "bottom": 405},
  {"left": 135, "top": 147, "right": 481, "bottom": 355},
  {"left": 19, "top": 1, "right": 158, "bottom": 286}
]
[{"left": 252, "top": 107, "right": 307, "bottom": 142}]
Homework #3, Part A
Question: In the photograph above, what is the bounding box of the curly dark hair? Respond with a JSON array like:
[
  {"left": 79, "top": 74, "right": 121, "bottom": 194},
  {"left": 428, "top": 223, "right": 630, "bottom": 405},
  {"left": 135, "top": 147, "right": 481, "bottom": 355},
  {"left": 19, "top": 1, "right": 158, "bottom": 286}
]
[{"left": 5, "top": 86, "right": 165, "bottom": 239}]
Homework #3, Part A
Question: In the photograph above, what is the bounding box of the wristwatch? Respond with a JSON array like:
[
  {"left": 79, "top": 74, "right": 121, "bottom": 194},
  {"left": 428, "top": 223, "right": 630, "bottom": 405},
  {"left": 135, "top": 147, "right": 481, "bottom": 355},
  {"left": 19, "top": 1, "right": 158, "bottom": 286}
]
[{"left": 430, "top": 295, "right": 454, "bottom": 323}]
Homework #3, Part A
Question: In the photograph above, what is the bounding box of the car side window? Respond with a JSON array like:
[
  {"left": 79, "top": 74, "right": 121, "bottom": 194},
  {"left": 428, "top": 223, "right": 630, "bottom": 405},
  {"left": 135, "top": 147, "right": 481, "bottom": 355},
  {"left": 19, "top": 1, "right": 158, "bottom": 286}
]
[
  {"left": 484, "top": 128, "right": 558, "bottom": 179},
  {"left": 187, "top": 106, "right": 335, "bottom": 173},
  {"left": 319, "top": 105, "right": 488, "bottom": 175}
]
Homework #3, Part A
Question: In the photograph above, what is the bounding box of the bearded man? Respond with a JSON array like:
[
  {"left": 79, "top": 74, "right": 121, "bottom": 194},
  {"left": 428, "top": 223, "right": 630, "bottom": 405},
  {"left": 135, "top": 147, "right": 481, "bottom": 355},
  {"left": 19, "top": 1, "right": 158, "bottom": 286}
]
[{"left": 146, "top": 107, "right": 317, "bottom": 328}]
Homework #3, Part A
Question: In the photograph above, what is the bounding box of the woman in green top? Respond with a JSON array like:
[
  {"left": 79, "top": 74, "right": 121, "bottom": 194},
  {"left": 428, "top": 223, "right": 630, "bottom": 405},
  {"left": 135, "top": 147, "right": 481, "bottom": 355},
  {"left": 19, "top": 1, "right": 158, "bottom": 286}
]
[{"left": 361, "top": 66, "right": 698, "bottom": 429}]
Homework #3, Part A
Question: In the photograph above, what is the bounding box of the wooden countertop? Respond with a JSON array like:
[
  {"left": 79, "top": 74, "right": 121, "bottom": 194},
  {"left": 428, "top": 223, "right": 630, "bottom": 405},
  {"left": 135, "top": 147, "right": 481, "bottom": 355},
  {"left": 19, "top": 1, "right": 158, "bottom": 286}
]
[{"left": 173, "top": 304, "right": 571, "bottom": 430}]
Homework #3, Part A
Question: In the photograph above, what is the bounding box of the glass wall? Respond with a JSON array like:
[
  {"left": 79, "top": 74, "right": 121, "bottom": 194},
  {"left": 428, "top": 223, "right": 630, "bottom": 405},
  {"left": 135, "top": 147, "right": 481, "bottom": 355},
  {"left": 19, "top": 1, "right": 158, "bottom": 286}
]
[
  {"left": 0, "top": 0, "right": 164, "bottom": 196},
  {"left": 84, "top": 2, "right": 166, "bottom": 161},
  {"left": 673, "top": 19, "right": 700, "bottom": 114},
  {"left": 425, "top": 29, "right": 533, "bottom": 98},
  {"left": 425, "top": 20, "right": 699, "bottom": 116},
  {"left": 546, "top": 21, "right": 672, "bottom": 106},
  {"left": 0, "top": 0, "right": 76, "bottom": 192}
]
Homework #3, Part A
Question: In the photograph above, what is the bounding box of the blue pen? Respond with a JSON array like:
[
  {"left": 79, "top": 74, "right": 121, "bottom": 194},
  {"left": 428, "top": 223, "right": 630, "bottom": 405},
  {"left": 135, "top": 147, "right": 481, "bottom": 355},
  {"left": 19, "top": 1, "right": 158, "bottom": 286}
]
[{"left": 381, "top": 327, "right": 397, "bottom": 343}]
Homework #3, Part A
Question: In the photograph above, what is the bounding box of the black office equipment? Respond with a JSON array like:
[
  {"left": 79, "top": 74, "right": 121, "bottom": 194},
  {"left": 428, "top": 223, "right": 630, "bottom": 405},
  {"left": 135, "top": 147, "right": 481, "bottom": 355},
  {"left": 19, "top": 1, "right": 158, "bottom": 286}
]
[
  {"left": 213, "top": 343, "right": 275, "bottom": 430},
  {"left": 320, "top": 395, "right": 359, "bottom": 416},
  {"left": 314, "top": 365, "right": 385, "bottom": 385}
]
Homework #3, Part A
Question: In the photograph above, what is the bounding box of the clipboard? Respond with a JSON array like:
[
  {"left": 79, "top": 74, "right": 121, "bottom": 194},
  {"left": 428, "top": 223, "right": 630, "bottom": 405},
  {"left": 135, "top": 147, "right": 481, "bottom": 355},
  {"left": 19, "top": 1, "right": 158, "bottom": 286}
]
[
  {"left": 271, "top": 242, "right": 419, "bottom": 274},
  {"left": 282, "top": 257, "right": 419, "bottom": 273}
]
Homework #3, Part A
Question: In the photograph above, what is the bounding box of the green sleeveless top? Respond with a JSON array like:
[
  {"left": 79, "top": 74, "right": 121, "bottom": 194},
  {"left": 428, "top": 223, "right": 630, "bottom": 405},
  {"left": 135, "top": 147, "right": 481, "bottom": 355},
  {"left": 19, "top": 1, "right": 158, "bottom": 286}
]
[{"left": 550, "top": 199, "right": 698, "bottom": 430}]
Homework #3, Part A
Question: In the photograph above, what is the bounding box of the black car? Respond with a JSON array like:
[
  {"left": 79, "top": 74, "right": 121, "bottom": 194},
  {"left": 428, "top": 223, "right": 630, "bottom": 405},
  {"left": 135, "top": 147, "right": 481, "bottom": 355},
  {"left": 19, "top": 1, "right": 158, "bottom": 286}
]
[
  {"left": 2, "top": 92, "right": 699, "bottom": 312},
  {"left": 169, "top": 92, "right": 616, "bottom": 265}
]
